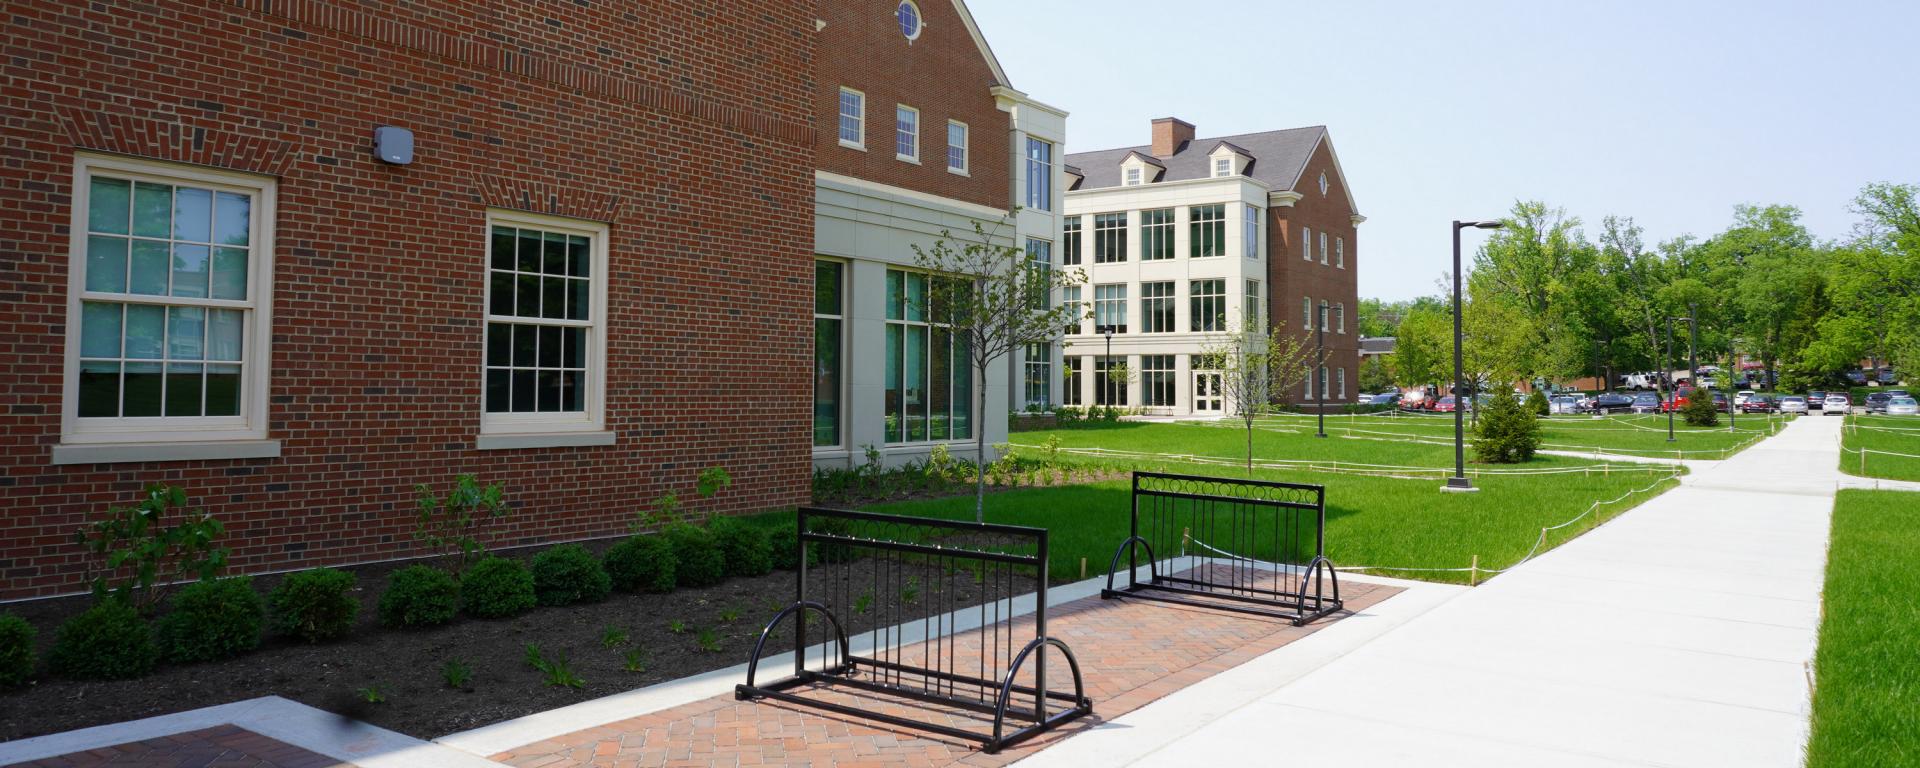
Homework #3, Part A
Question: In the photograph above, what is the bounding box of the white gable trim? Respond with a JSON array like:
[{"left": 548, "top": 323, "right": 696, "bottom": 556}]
[
  {"left": 948, "top": 0, "right": 1011, "bottom": 87},
  {"left": 1283, "top": 133, "right": 1361, "bottom": 217}
]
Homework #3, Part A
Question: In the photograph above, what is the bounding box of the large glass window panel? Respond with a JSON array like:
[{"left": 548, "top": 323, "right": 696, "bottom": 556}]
[
  {"left": 951, "top": 335, "right": 972, "bottom": 439},
  {"left": 1190, "top": 279, "right": 1225, "bottom": 332},
  {"left": 1062, "top": 357, "right": 1082, "bottom": 407},
  {"left": 1142, "top": 281, "right": 1175, "bottom": 333},
  {"left": 815, "top": 261, "right": 843, "bottom": 315},
  {"left": 1093, "top": 213, "right": 1127, "bottom": 264},
  {"left": 815, "top": 317, "right": 841, "bottom": 446},
  {"left": 1024, "top": 138, "right": 1052, "bottom": 211},
  {"left": 1141, "top": 208, "right": 1174, "bottom": 261},
  {"left": 929, "top": 327, "right": 951, "bottom": 440},
  {"left": 1190, "top": 204, "right": 1225, "bottom": 258},
  {"left": 1061, "top": 216, "right": 1082, "bottom": 265},
  {"left": 905, "top": 325, "right": 927, "bottom": 441},
  {"left": 886, "top": 323, "right": 903, "bottom": 442}
]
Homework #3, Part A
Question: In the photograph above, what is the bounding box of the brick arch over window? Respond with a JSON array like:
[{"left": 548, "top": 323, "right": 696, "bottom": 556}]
[{"left": 57, "top": 109, "right": 298, "bottom": 178}]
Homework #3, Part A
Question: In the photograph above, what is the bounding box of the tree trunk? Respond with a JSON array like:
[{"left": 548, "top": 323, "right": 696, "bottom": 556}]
[
  {"left": 975, "top": 367, "right": 987, "bottom": 524},
  {"left": 1245, "top": 419, "right": 1254, "bottom": 476}
]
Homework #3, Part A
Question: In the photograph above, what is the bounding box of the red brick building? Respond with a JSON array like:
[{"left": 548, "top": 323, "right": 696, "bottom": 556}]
[{"left": 0, "top": 1, "right": 820, "bottom": 598}]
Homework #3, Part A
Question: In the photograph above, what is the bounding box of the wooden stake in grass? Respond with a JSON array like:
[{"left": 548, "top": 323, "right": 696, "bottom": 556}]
[
  {"left": 1469, "top": 554, "right": 1480, "bottom": 587},
  {"left": 1079, "top": 557, "right": 1087, "bottom": 580}
]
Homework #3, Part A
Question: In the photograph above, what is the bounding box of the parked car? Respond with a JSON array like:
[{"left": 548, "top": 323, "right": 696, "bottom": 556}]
[
  {"left": 1779, "top": 395, "right": 1809, "bottom": 414},
  {"left": 1889, "top": 396, "right": 1919, "bottom": 416},
  {"left": 1866, "top": 392, "right": 1893, "bottom": 414},
  {"left": 1739, "top": 394, "right": 1776, "bottom": 414},
  {"left": 1734, "top": 390, "right": 1757, "bottom": 407},
  {"left": 1711, "top": 392, "right": 1730, "bottom": 413},
  {"left": 1879, "top": 368, "right": 1899, "bottom": 385},
  {"left": 1809, "top": 390, "right": 1828, "bottom": 405},
  {"left": 1845, "top": 369, "right": 1868, "bottom": 385},
  {"left": 1823, "top": 394, "right": 1852, "bottom": 415},
  {"left": 1549, "top": 395, "right": 1578, "bottom": 415},
  {"left": 1590, "top": 392, "right": 1635, "bottom": 414},
  {"left": 1631, "top": 393, "right": 1661, "bottom": 413},
  {"left": 1660, "top": 387, "right": 1695, "bottom": 413},
  {"left": 1432, "top": 395, "right": 1457, "bottom": 413},
  {"left": 1368, "top": 392, "right": 1402, "bottom": 407}
]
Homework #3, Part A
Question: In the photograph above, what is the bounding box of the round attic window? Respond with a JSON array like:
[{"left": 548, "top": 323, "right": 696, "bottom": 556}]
[
  {"left": 898, "top": 1, "right": 922, "bottom": 41},
  {"left": 1318, "top": 172, "right": 1329, "bottom": 196}
]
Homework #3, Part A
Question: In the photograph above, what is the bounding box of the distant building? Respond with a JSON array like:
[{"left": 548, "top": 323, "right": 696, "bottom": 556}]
[{"left": 1056, "top": 119, "right": 1363, "bottom": 416}]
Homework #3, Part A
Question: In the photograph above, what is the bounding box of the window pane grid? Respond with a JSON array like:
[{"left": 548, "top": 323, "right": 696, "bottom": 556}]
[
  {"left": 1093, "top": 212, "right": 1126, "bottom": 264},
  {"left": 485, "top": 224, "right": 594, "bottom": 416},
  {"left": 838, "top": 89, "right": 863, "bottom": 145},
  {"left": 1141, "top": 208, "right": 1174, "bottom": 261},
  {"left": 895, "top": 106, "right": 918, "bottom": 160},
  {"left": 1244, "top": 204, "right": 1260, "bottom": 259},
  {"left": 1094, "top": 284, "right": 1127, "bottom": 333},
  {"left": 1143, "top": 354, "right": 1175, "bottom": 406},
  {"left": 1024, "top": 342, "right": 1051, "bottom": 409},
  {"left": 1190, "top": 204, "right": 1225, "bottom": 258},
  {"left": 1190, "top": 279, "right": 1225, "bottom": 332},
  {"left": 885, "top": 270, "right": 972, "bottom": 444},
  {"left": 1024, "top": 138, "right": 1052, "bottom": 211},
  {"left": 946, "top": 122, "right": 967, "bottom": 171},
  {"left": 1141, "top": 281, "right": 1175, "bottom": 334},
  {"left": 1061, "top": 216, "right": 1082, "bottom": 265},
  {"left": 1062, "top": 286, "right": 1082, "bottom": 335},
  {"left": 1062, "top": 357, "right": 1082, "bottom": 406}
]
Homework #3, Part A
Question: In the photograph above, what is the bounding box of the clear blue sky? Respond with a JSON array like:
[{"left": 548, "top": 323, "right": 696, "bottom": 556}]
[{"left": 968, "top": 0, "right": 1920, "bottom": 301}]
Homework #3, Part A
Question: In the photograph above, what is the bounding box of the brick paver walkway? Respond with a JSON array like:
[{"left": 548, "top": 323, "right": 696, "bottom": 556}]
[
  {"left": 8, "top": 724, "right": 351, "bottom": 768},
  {"left": 492, "top": 575, "right": 1397, "bottom": 767}
]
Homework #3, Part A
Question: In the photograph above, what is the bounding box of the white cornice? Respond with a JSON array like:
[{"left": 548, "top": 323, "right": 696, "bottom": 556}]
[
  {"left": 1268, "top": 191, "right": 1304, "bottom": 208},
  {"left": 815, "top": 170, "right": 1012, "bottom": 221},
  {"left": 1068, "top": 174, "right": 1269, "bottom": 199},
  {"left": 990, "top": 85, "right": 1068, "bottom": 118},
  {"left": 1351, "top": 214, "right": 1368, "bottom": 226}
]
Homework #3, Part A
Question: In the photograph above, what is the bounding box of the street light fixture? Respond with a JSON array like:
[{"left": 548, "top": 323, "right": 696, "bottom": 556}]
[
  {"left": 1444, "top": 220, "right": 1504, "bottom": 494},
  {"left": 1664, "top": 320, "right": 1677, "bottom": 443}
]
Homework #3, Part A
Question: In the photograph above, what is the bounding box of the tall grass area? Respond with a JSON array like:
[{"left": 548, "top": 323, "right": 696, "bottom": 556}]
[
  {"left": 862, "top": 454, "right": 1677, "bottom": 585},
  {"left": 1807, "top": 490, "right": 1920, "bottom": 767},
  {"left": 1840, "top": 415, "right": 1920, "bottom": 482}
]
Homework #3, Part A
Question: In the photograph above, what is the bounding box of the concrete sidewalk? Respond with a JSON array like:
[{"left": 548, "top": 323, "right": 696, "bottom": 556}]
[{"left": 1025, "top": 413, "right": 1845, "bottom": 768}]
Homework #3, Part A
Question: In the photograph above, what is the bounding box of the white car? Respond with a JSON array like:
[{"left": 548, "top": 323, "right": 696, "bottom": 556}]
[
  {"left": 1889, "top": 396, "right": 1918, "bottom": 416},
  {"left": 1734, "top": 390, "right": 1757, "bottom": 407},
  {"left": 1549, "top": 396, "right": 1578, "bottom": 415},
  {"left": 1823, "top": 395, "right": 1852, "bottom": 415},
  {"left": 1779, "top": 396, "right": 1808, "bottom": 414}
]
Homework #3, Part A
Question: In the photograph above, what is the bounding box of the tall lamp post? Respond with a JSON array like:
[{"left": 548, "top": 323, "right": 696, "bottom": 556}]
[
  {"left": 1444, "top": 219, "right": 1504, "bottom": 493},
  {"left": 1098, "top": 325, "right": 1116, "bottom": 406},
  {"left": 1315, "top": 303, "right": 1328, "bottom": 438},
  {"left": 1664, "top": 320, "right": 1677, "bottom": 443}
]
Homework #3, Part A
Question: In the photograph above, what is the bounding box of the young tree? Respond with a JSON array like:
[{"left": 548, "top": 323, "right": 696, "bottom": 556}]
[
  {"left": 914, "top": 221, "right": 1087, "bottom": 522},
  {"left": 1198, "top": 320, "right": 1314, "bottom": 474}
]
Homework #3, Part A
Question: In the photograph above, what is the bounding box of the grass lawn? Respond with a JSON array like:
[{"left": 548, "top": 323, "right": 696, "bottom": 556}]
[
  {"left": 1277, "top": 411, "right": 1777, "bottom": 458},
  {"left": 1806, "top": 490, "right": 1920, "bottom": 767},
  {"left": 857, "top": 453, "right": 1676, "bottom": 586},
  {"left": 1840, "top": 415, "right": 1920, "bottom": 482}
]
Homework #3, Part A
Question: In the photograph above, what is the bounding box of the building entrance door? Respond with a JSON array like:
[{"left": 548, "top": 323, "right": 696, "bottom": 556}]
[{"left": 1194, "top": 371, "right": 1223, "bottom": 413}]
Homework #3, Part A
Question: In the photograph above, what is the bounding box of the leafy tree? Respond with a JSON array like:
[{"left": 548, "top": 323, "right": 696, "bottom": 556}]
[
  {"left": 913, "top": 220, "right": 1088, "bottom": 523},
  {"left": 1472, "top": 391, "right": 1541, "bottom": 464},
  {"left": 1390, "top": 304, "right": 1451, "bottom": 389},
  {"left": 1198, "top": 320, "right": 1313, "bottom": 473},
  {"left": 1469, "top": 201, "right": 1600, "bottom": 381}
]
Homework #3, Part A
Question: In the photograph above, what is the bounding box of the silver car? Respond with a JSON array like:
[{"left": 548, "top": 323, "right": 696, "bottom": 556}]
[
  {"left": 1823, "top": 394, "right": 1852, "bottom": 415},
  {"left": 1779, "top": 396, "right": 1808, "bottom": 414},
  {"left": 1549, "top": 396, "right": 1578, "bottom": 415},
  {"left": 1889, "top": 396, "right": 1918, "bottom": 416}
]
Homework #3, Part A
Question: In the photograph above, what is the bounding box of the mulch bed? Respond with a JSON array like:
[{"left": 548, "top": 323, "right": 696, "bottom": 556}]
[{"left": 0, "top": 538, "right": 1022, "bottom": 743}]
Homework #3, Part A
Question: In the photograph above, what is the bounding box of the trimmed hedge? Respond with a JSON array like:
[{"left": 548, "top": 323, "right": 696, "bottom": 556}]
[
  {"left": 708, "top": 517, "right": 773, "bottom": 578},
  {"left": 49, "top": 600, "right": 155, "bottom": 680},
  {"left": 665, "top": 524, "right": 725, "bottom": 588},
  {"left": 270, "top": 568, "right": 359, "bottom": 643},
  {"left": 157, "top": 577, "right": 263, "bottom": 664},
  {"left": 378, "top": 565, "right": 460, "bottom": 629},
  {"left": 0, "top": 613, "right": 34, "bottom": 687},
  {"left": 605, "top": 535, "right": 677, "bottom": 594},
  {"left": 531, "top": 545, "right": 612, "bottom": 606},
  {"left": 767, "top": 527, "right": 804, "bottom": 571},
  {"left": 461, "top": 556, "right": 536, "bottom": 618}
]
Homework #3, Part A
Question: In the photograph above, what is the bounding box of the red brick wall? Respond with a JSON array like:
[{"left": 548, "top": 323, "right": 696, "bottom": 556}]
[
  {"left": 0, "top": 0, "right": 817, "bottom": 599},
  {"left": 815, "top": 0, "right": 1010, "bottom": 211},
  {"left": 1268, "top": 138, "right": 1361, "bottom": 404}
]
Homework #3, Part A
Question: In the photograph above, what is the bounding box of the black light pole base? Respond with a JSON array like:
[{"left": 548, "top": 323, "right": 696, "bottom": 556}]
[{"left": 1442, "top": 476, "right": 1479, "bottom": 493}]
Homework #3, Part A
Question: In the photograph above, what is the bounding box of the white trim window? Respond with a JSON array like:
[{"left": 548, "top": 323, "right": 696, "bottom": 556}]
[
  {"left": 1337, "top": 367, "right": 1347, "bottom": 400},
  {"left": 1190, "top": 279, "right": 1226, "bottom": 332},
  {"left": 1337, "top": 236, "right": 1345, "bottom": 268},
  {"left": 1141, "top": 281, "right": 1175, "bottom": 333},
  {"left": 64, "top": 154, "right": 276, "bottom": 449},
  {"left": 885, "top": 269, "right": 972, "bottom": 443},
  {"left": 1140, "top": 208, "right": 1175, "bottom": 261},
  {"left": 1321, "top": 366, "right": 1331, "bottom": 399},
  {"left": 1337, "top": 302, "right": 1346, "bottom": 334},
  {"left": 1061, "top": 215, "right": 1082, "bottom": 266},
  {"left": 1190, "top": 204, "right": 1226, "bottom": 258},
  {"left": 1142, "top": 354, "right": 1176, "bottom": 407},
  {"left": 897, "top": 0, "right": 923, "bottom": 41},
  {"left": 895, "top": 105, "right": 919, "bottom": 162},
  {"left": 1094, "top": 283, "right": 1128, "bottom": 334},
  {"left": 1214, "top": 157, "right": 1233, "bottom": 177},
  {"left": 1062, "top": 285, "right": 1083, "bottom": 335},
  {"left": 1243, "top": 204, "right": 1260, "bottom": 259},
  {"left": 838, "top": 87, "right": 865, "bottom": 149},
  {"left": 1023, "top": 342, "right": 1051, "bottom": 409},
  {"left": 1025, "top": 238, "right": 1052, "bottom": 310},
  {"left": 1025, "top": 137, "right": 1053, "bottom": 211},
  {"left": 1319, "top": 300, "right": 1330, "bottom": 331},
  {"left": 1124, "top": 167, "right": 1142, "bottom": 186},
  {"left": 814, "top": 260, "right": 845, "bottom": 447},
  {"left": 1093, "top": 212, "right": 1127, "bottom": 264},
  {"left": 1320, "top": 231, "right": 1329, "bottom": 264},
  {"left": 1302, "top": 295, "right": 1312, "bottom": 328},
  {"left": 1244, "top": 280, "right": 1262, "bottom": 328},
  {"left": 1301, "top": 226, "right": 1312, "bottom": 261},
  {"left": 1062, "top": 356, "right": 1083, "bottom": 406},
  {"left": 946, "top": 120, "right": 968, "bottom": 174},
  {"left": 483, "top": 210, "right": 608, "bottom": 437}
]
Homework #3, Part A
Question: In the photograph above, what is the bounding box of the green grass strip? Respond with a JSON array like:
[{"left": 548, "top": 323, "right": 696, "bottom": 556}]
[{"left": 1807, "top": 490, "right": 1920, "bottom": 767}]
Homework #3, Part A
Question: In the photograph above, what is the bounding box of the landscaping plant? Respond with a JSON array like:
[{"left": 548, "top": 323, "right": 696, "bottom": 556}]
[
  {"left": 603, "top": 534, "right": 677, "bottom": 593},
  {"left": 1197, "top": 319, "right": 1313, "bottom": 474},
  {"left": 441, "top": 659, "right": 472, "bottom": 689},
  {"left": 1525, "top": 389, "right": 1551, "bottom": 416},
  {"left": 622, "top": 646, "right": 648, "bottom": 673},
  {"left": 599, "top": 624, "right": 628, "bottom": 649},
  {"left": 766, "top": 527, "right": 804, "bottom": 571},
  {"left": 72, "top": 484, "right": 229, "bottom": 614},
  {"left": 708, "top": 516, "right": 773, "bottom": 578},
  {"left": 1473, "top": 391, "right": 1543, "bottom": 464},
  {"left": 413, "top": 474, "right": 509, "bottom": 576},
  {"left": 694, "top": 627, "right": 722, "bottom": 653},
  {"left": 664, "top": 524, "right": 725, "bottom": 588},
  {"left": 0, "top": 613, "right": 35, "bottom": 687},
  {"left": 378, "top": 565, "right": 460, "bottom": 629},
  {"left": 156, "top": 577, "right": 263, "bottom": 664},
  {"left": 269, "top": 568, "right": 359, "bottom": 643},
  {"left": 49, "top": 600, "right": 156, "bottom": 680},
  {"left": 523, "top": 643, "right": 584, "bottom": 688},
  {"left": 460, "top": 556, "right": 536, "bottom": 619},
  {"left": 530, "top": 544, "right": 612, "bottom": 606},
  {"left": 1682, "top": 390, "right": 1720, "bottom": 426}
]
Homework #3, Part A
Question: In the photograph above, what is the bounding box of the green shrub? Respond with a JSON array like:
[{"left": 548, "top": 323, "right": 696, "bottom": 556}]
[
  {"left": 73, "top": 484, "right": 228, "bottom": 613},
  {"left": 461, "top": 556, "right": 536, "bottom": 618},
  {"left": 156, "top": 577, "right": 263, "bottom": 663},
  {"left": 530, "top": 545, "right": 612, "bottom": 606},
  {"left": 665, "top": 524, "right": 725, "bottom": 588},
  {"left": 0, "top": 614, "right": 35, "bottom": 687},
  {"left": 378, "top": 565, "right": 459, "bottom": 629},
  {"left": 708, "top": 517, "right": 773, "bottom": 578},
  {"left": 1683, "top": 390, "right": 1720, "bottom": 426},
  {"left": 604, "top": 535, "right": 677, "bottom": 593},
  {"left": 1524, "top": 389, "right": 1550, "bottom": 417},
  {"left": 1472, "top": 391, "right": 1542, "bottom": 464},
  {"left": 269, "top": 568, "right": 359, "bottom": 643},
  {"left": 412, "top": 474, "right": 509, "bottom": 576},
  {"left": 767, "top": 527, "right": 803, "bottom": 571},
  {"left": 49, "top": 600, "right": 155, "bottom": 680}
]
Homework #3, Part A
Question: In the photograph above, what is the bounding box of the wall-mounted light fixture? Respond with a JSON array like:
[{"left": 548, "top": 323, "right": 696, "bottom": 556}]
[{"left": 373, "top": 126, "right": 413, "bottom": 165}]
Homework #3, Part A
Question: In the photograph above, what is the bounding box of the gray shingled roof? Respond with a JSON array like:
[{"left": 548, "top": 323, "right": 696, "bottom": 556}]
[{"left": 1066, "top": 126, "right": 1327, "bottom": 192}]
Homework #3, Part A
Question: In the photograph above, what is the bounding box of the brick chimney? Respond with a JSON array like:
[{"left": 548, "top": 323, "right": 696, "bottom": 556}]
[{"left": 1151, "top": 117, "right": 1194, "bottom": 157}]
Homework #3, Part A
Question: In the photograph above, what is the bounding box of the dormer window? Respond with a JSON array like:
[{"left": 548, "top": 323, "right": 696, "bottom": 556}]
[
  {"left": 1125, "top": 167, "right": 1142, "bottom": 186},
  {"left": 1214, "top": 157, "right": 1232, "bottom": 177},
  {"left": 1120, "top": 152, "right": 1161, "bottom": 186}
]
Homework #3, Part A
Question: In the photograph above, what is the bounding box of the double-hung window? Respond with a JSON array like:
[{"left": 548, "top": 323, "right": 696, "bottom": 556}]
[
  {"left": 1337, "top": 236, "right": 1345, "bottom": 268},
  {"left": 885, "top": 270, "right": 972, "bottom": 443},
  {"left": 1094, "top": 283, "right": 1128, "bottom": 334},
  {"left": 1337, "top": 367, "right": 1347, "bottom": 400},
  {"left": 1319, "top": 300, "right": 1330, "bottom": 331},
  {"left": 838, "top": 87, "right": 865, "bottom": 149},
  {"left": 1141, "top": 281, "right": 1175, "bottom": 333},
  {"left": 1214, "top": 157, "right": 1232, "bottom": 177},
  {"left": 946, "top": 121, "right": 968, "bottom": 173},
  {"left": 1190, "top": 279, "right": 1226, "bottom": 332},
  {"left": 1093, "top": 212, "right": 1127, "bottom": 264},
  {"left": 1025, "top": 238, "right": 1052, "bottom": 310},
  {"left": 895, "top": 105, "right": 919, "bottom": 162},
  {"left": 1025, "top": 137, "right": 1053, "bottom": 211},
  {"left": 1243, "top": 204, "right": 1260, "bottom": 259},
  {"left": 1301, "top": 226, "right": 1312, "bottom": 260},
  {"left": 1319, "top": 232, "right": 1329, "bottom": 264},
  {"left": 1142, "top": 354, "right": 1176, "bottom": 406},
  {"left": 64, "top": 154, "right": 276, "bottom": 458},
  {"left": 1244, "top": 280, "right": 1262, "bottom": 328},
  {"left": 483, "top": 211, "right": 609, "bottom": 441},
  {"left": 1062, "top": 285, "right": 1083, "bottom": 334},
  {"left": 1124, "top": 167, "right": 1142, "bottom": 186},
  {"left": 1337, "top": 302, "right": 1346, "bottom": 333},
  {"left": 1061, "top": 216, "right": 1082, "bottom": 265},
  {"left": 1302, "top": 296, "right": 1312, "bottom": 328},
  {"left": 1024, "top": 342, "right": 1051, "bottom": 409},
  {"left": 1190, "top": 204, "right": 1225, "bottom": 258},
  {"left": 1140, "top": 208, "right": 1174, "bottom": 261},
  {"left": 814, "top": 260, "right": 844, "bottom": 447}
]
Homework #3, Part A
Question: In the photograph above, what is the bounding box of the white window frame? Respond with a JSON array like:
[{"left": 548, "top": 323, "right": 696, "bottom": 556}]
[
  {"left": 1214, "top": 157, "right": 1233, "bottom": 177},
  {"left": 1244, "top": 280, "right": 1262, "bottom": 327},
  {"left": 1320, "top": 300, "right": 1330, "bottom": 331},
  {"left": 1124, "top": 167, "right": 1142, "bottom": 186},
  {"left": 60, "top": 153, "right": 278, "bottom": 456},
  {"left": 838, "top": 87, "right": 866, "bottom": 150},
  {"left": 1337, "top": 302, "right": 1346, "bottom": 334},
  {"left": 1025, "top": 137, "right": 1053, "bottom": 212},
  {"left": 1337, "top": 236, "right": 1345, "bottom": 268},
  {"left": 1302, "top": 226, "right": 1312, "bottom": 261},
  {"left": 897, "top": 0, "right": 924, "bottom": 41},
  {"left": 946, "top": 120, "right": 968, "bottom": 175},
  {"left": 1302, "top": 295, "right": 1312, "bottom": 328},
  {"left": 480, "top": 209, "right": 610, "bottom": 441},
  {"left": 1319, "top": 231, "right": 1329, "bottom": 264},
  {"left": 895, "top": 104, "right": 919, "bottom": 163},
  {"left": 1338, "top": 367, "right": 1347, "bottom": 400},
  {"left": 1244, "top": 204, "right": 1260, "bottom": 259}
]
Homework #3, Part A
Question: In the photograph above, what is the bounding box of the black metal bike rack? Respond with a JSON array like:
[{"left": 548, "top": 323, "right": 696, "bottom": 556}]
[
  {"left": 736, "top": 507, "right": 1092, "bottom": 754},
  {"left": 1102, "top": 471, "right": 1342, "bottom": 625}
]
